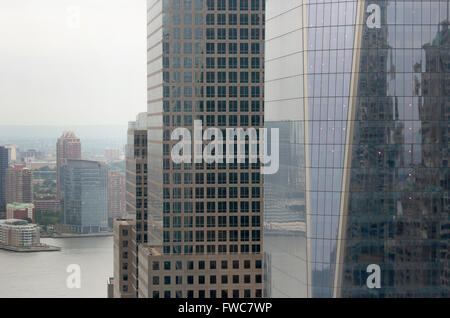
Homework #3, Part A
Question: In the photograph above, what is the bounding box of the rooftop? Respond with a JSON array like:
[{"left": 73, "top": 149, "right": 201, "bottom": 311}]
[{"left": 7, "top": 203, "right": 34, "bottom": 209}]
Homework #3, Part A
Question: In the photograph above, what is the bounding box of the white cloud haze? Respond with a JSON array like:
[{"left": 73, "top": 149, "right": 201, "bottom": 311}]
[{"left": 0, "top": 0, "right": 147, "bottom": 126}]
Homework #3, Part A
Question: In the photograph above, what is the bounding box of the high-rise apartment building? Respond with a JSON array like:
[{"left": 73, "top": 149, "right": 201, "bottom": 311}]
[
  {"left": 134, "top": 0, "right": 266, "bottom": 298},
  {"left": 108, "top": 171, "right": 126, "bottom": 220},
  {"left": 264, "top": 0, "right": 449, "bottom": 297},
  {"left": 57, "top": 131, "right": 81, "bottom": 200},
  {"left": 0, "top": 147, "right": 9, "bottom": 218},
  {"left": 62, "top": 159, "right": 108, "bottom": 234},
  {"left": 6, "top": 165, "right": 33, "bottom": 205}
]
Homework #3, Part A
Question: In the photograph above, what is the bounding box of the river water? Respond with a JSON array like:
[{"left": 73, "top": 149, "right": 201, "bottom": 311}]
[{"left": 0, "top": 237, "right": 113, "bottom": 298}]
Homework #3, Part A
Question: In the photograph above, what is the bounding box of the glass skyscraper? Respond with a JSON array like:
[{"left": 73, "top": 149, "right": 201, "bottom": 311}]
[
  {"left": 264, "top": 0, "right": 449, "bottom": 297},
  {"left": 62, "top": 159, "right": 108, "bottom": 234}
]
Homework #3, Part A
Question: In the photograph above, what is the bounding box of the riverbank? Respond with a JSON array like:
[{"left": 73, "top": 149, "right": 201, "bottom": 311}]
[
  {"left": 41, "top": 232, "right": 113, "bottom": 239},
  {"left": 0, "top": 243, "right": 61, "bottom": 253}
]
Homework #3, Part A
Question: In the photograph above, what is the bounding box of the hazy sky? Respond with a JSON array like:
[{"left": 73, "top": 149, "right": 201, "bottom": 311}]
[{"left": 0, "top": 0, "right": 147, "bottom": 126}]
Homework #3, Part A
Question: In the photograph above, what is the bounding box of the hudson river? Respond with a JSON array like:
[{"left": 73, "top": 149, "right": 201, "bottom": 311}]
[{"left": 0, "top": 237, "right": 113, "bottom": 298}]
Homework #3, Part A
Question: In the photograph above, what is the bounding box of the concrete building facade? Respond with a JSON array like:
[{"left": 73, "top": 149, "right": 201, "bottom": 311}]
[{"left": 140, "top": 0, "right": 265, "bottom": 298}]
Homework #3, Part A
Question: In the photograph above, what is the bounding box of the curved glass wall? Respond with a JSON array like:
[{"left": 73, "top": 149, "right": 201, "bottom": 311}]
[{"left": 265, "top": 0, "right": 450, "bottom": 297}]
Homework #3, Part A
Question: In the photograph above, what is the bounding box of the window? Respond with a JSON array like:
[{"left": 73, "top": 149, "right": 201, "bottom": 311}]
[
  {"left": 240, "top": 0, "right": 248, "bottom": 10},
  {"left": 221, "top": 260, "right": 228, "bottom": 269},
  {"left": 207, "top": 0, "right": 215, "bottom": 10},
  {"left": 206, "top": 43, "right": 215, "bottom": 54},
  {"left": 240, "top": 42, "right": 248, "bottom": 54},
  {"left": 240, "top": 14, "right": 248, "bottom": 25},
  {"left": 229, "top": 43, "right": 238, "bottom": 54},
  {"left": 240, "top": 57, "right": 249, "bottom": 68},
  {"left": 251, "top": 0, "right": 259, "bottom": 10}
]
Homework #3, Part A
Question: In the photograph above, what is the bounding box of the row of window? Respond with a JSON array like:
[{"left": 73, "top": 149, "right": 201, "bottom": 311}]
[
  {"left": 163, "top": 161, "right": 262, "bottom": 170},
  {"left": 152, "top": 259, "right": 262, "bottom": 270},
  {"left": 162, "top": 243, "right": 261, "bottom": 254},
  {"left": 162, "top": 114, "right": 262, "bottom": 127},
  {"left": 163, "top": 71, "right": 262, "bottom": 84},
  {"left": 162, "top": 86, "right": 263, "bottom": 99},
  {"left": 205, "top": 13, "right": 262, "bottom": 26},
  {"left": 163, "top": 186, "right": 261, "bottom": 199},
  {"left": 206, "top": 0, "right": 263, "bottom": 11},
  {"left": 164, "top": 216, "right": 261, "bottom": 228},
  {"left": 163, "top": 229, "right": 262, "bottom": 242},
  {"left": 163, "top": 57, "right": 261, "bottom": 70},
  {"left": 163, "top": 100, "right": 264, "bottom": 113},
  {"left": 152, "top": 288, "right": 263, "bottom": 298},
  {"left": 162, "top": 113, "right": 264, "bottom": 126},
  {"left": 206, "top": 28, "right": 263, "bottom": 40},
  {"left": 162, "top": 0, "right": 264, "bottom": 12},
  {"left": 162, "top": 201, "right": 262, "bottom": 213},
  {"left": 152, "top": 273, "right": 262, "bottom": 286},
  {"left": 162, "top": 172, "right": 261, "bottom": 184}
]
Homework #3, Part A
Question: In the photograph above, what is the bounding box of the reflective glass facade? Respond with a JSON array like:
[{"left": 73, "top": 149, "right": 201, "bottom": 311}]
[
  {"left": 62, "top": 160, "right": 108, "bottom": 234},
  {"left": 265, "top": 0, "right": 450, "bottom": 297}
]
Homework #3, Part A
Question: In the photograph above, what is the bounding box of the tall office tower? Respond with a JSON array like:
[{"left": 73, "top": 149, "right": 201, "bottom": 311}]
[
  {"left": 57, "top": 131, "right": 81, "bottom": 200},
  {"left": 0, "top": 146, "right": 9, "bottom": 218},
  {"left": 111, "top": 115, "right": 148, "bottom": 298},
  {"left": 108, "top": 171, "right": 126, "bottom": 220},
  {"left": 139, "top": 0, "right": 265, "bottom": 298},
  {"left": 61, "top": 159, "right": 108, "bottom": 234},
  {"left": 4, "top": 145, "right": 18, "bottom": 163},
  {"left": 6, "top": 165, "right": 33, "bottom": 204},
  {"left": 264, "top": 0, "right": 450, "bottom": 297}
]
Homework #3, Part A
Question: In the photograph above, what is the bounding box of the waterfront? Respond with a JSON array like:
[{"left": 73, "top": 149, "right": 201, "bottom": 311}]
[{"left": 0, "top": 237, "right": 113, "bottom": 298}]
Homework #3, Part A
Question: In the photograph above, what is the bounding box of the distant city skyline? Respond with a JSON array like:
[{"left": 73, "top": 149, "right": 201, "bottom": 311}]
[{"left": 0, "top": 0, "right": 147, "bottom": 126}]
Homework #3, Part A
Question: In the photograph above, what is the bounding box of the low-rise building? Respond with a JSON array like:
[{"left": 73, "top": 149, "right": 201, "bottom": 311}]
[
  {"left": 6, "top": 203, "right": 35, "bottom": 222},
  {"left": 0, "top": 219, "right": 40, "bottom": 247},
  {"left": 33, "top": 200, "right": 60, "bottom": 213}
]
